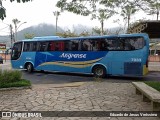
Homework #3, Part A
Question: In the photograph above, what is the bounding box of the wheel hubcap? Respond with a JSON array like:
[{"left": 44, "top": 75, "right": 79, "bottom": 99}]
[
  {"left": 96, "top": 68, "right": 103, "bottom": 76},
  {"left": 27, "top": 65, "right": 31, "bottom": 71}
]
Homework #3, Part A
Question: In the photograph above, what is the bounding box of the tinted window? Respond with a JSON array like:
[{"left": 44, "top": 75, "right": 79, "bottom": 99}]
[
  {"left": 11, "top": 42, "right": 22, "bottom": 60},
  {"left": 55, "top": 41, "right": 65, "bottom": 51},
  {"left": 105, "top": 38, "right": 117, "bottom": 50},
  {"left": 81, "top": 38, "right": 113, "bottom": 51},
  {"left": 47, "top": 42, "right": 55, "bottom": 51},
  {"left": 31, "top": 42, "right": 37, "bottom": 51},
  {"left": 24, "top": 42, "right": 38, "bottom": 51},
  {"left": 81, "top": 39, "right": 93, "bottom": 51},
  {"left": 23, "top": 42, "right": 31, "bottom": 51},
  {"left": 47, "top": 41, "right": 65, "bottom": 51},
  {"left": 70, "top": 40, "right": 79, "bottom": 51},
  {"left": 118, "top": 37, "right": 145, "bottom": 50},
  {"left": 38, "top": 42, "right": 48, "bottom": 51}
]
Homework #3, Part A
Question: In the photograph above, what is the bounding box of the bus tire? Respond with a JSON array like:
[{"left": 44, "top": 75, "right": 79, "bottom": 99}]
[
  {"left": 92, "top": 65, "right": 106, "bottom": 78},
  {"left": 26, "top": 63, "right": 34, "bottom": 73}
]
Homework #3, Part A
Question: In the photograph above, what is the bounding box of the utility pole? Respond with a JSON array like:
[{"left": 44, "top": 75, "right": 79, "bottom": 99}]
[{"left": 9, "top": 24, "right": 13, "bottom": 47}]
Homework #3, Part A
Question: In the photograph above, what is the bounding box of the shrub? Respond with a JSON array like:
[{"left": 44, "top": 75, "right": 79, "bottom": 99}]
[
  {"left": 0, "top": 70, "right": 22, "bottom": 84},
  {"left": 0, "top": 79, "right": 31, "bottom": 88}
]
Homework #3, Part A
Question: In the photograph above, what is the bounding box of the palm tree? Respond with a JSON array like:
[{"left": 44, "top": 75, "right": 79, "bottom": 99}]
[
  {"left": 98, "top": 9, "right": 114, "bottom": 35},
  {"left": 12, "top": 18, "right": 20, "bottom": 42},
  {"left": 53, "top": 11, "right": 60, "bottom": 33},
  {"left": 121, "top": 4, "right": 137, "bottom": 29},
  {"left": 92, "top": 9, "right": 115, "bottom": 35},
  {"left": 145, "top": 0, "right": 160, "bottom": 20}
]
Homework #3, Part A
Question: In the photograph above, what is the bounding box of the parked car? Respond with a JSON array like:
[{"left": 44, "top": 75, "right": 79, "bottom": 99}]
[{"left": 0, "top": 56, "right": 3, "bottom": 64}]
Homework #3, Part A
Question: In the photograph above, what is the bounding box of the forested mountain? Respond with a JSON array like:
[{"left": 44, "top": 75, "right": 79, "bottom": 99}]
[
  {"left": 0, "top": 23, "right": 124, "bottom": 47},
  {"left": 0, "top": 23, "right": 64, "bottom": 46},
  {"left": 17, "top": 23, "right": 64, "bottom": 39}
]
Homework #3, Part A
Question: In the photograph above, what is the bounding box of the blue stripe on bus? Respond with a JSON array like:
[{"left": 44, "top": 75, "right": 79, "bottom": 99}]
[{"left": 34, "top": 51, "right": 108, "bottom": 67}]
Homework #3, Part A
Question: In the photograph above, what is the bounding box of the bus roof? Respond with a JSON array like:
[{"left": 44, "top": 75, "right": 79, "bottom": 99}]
[
  {"left": 20, "top": 33, "right": 149, "bottom": 42},
  {"left": 33, "top": 36, "right": 60, "bottom": 40}
]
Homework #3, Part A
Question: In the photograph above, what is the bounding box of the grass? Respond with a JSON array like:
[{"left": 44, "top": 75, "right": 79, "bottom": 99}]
[
  {"left": 0, "top": 79, "right": 31, "bottom": 88},
  {"left": 0, "top": 69, "right": 31, "bottom": 88},
  {"left": 144, "top": 81, "right": 160, "bottom": 92}
]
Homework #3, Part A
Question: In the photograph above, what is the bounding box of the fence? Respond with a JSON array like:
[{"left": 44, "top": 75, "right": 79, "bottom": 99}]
[
  {"left": 0, "top": 53, "right": 11, "bottom": 60},
  {"left": 148, "top": 55, "right": 160, "bottom": 62}
]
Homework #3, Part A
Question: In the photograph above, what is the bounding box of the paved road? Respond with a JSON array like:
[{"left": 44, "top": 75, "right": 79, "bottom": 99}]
[
  {"left": 21, "top": 70, "right": 160, "bottom": 84},
  {"left": 1, "top": 60, "right": 160, "bottom": 84}
]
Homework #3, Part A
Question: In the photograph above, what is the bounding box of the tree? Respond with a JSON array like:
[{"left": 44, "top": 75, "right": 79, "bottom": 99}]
[
  {"left": 92, "top": 27, "right": 102, "bottom": 35},
  {"left": 120, "top": 3, "right": 138, "bottom": 29},
  {"left": 56, "top": 0, "right": 120, "bottom": 35},
  {"left": 92, "top": 26, "right": 108, "bottom": 35},
  {"left": 0, "top": 0, "right": 6, "bottom": 20},
  {"left": 56, "top": 0, "right": 92, "bottom": 16},
  {"left": 56, "top": 29, "right": 91, "bottom": 37},
  {"left": 56, "top": 0, "right": 122, "bottom": 15},
  {"left": 56, "top": 30, "right": 78, "bottom": 38},
  {"left": 0, "top": 0, "right": 31, "bottom": 20},
  {"left": 12, "top": 18, "right": 20, "bottom": 41},
  {"left": 92, "top": 9, "right": 116, "bottom": 35},
  {"left": 24, "top": 33, "right": 34, "bottom": 39},
  {"left": 144, "top": 0, "right": 160, "bottom": 20},
  {"left": 79, "top": 31, "right": 90, "bottom": 36},
  {"left": 53, "top": 11, "right": 60, "bottom": 33}
]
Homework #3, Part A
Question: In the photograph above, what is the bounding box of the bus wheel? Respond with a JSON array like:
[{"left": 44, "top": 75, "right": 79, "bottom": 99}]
[
  {"left": 26, "top": 63, "right": 33, "bottom": 73},
  {"left": 93, "top": 65, "right": 106, "bottom": 78}
]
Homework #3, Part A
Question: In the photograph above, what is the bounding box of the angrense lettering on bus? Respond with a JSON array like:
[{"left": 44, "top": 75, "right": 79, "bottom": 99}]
[{"left": 59, "top": 53, "right": 87, "bottom": 59}]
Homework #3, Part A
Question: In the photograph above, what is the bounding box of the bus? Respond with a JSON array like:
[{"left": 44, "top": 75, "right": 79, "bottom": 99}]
[{"left": 11, "top": 33, "right": 149, "bottom": 77}]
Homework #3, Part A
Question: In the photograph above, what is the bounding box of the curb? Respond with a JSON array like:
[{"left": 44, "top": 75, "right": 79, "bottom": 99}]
[
  {"left": 0, "top": 86, "right": 32, "bottom": 91},
  {"left": 33, "top": 82, "right": 86, "bottom": 89},
  {"left": 0, "top": 82, "right": 86, "bottom": 91},
  {"left": 52, "top": 82, "right": 86, "bottom": 88}
]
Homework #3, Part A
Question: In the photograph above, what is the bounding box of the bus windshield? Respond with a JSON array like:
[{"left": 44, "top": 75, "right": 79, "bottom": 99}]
[{"left": 11, "top": 42, "right": 22, "bottom": 60}]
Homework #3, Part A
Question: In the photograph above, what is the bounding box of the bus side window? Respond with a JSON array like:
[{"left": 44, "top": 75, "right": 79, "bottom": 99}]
[
  {"left": 100, "top": 39, "right": 108, "bottom": 51},
  {"left": 118, "top": 39, "right": 125, "bottom": 50},
  {"left": 81, "top": 39, "right": 92, "bottom": 51},
  {"left": 64, "top": 41, "right": 69, "bottom": 51},
  {"left": 132, "top": 37, "right": 145, "bottom": 49},
  {"left": 55, "top": 42, "right": 59, "bottom": 51},
  {"left": 105, "top": 39, "right": 117, "bottom": 50},
  {"left": 47, "top": 42, "right": 55, "bottom": 51},
  {"left": 59, "top": 42, "right": 64, "bottom": 51},
  {"left": 39, "top": 42, "right": 48, "bottom": 51},
  {"left": 124, "top": 39, "right": 135, "bottom": 50},
  {"left": 24, "top": 42, "right": 31, "bottom": 51},
  {"left": 31, "top": 42, "right": 37, "bottom": 51},
  {"left": 70, "top": 40, "right": 79, "bottom": 51}
]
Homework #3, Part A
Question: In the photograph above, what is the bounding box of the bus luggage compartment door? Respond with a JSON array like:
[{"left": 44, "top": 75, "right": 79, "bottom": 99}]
[
  {"left": 111, "top": 52, "right": 124, "bottom": 75},
  {"left": 124, "top": 62, "right": 142, "bottom": 75}
]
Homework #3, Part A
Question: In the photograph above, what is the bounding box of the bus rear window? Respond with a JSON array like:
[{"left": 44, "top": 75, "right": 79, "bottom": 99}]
[{"left": 118, "top": 37, "right": 145, "bottom": 51}]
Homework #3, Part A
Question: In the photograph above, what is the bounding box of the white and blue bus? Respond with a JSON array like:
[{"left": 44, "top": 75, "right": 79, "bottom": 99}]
[{"left": 11, "top": 33, "right": 149, "bottom": 77}]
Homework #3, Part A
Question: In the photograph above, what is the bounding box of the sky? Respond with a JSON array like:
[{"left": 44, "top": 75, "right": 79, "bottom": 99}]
[
  {"left": 0, "top": 0, "right": 102, "bottom": 35},
  {"left": 0, "top": 0, "right": 156, "bottom": 36}
]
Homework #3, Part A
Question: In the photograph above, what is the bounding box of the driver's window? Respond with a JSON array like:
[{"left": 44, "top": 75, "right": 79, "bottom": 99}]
[{"left": 11, "top": 42, "right": 22, "bottom": 60}]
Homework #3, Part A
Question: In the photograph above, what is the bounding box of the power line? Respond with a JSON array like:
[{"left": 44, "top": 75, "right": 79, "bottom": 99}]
[
  {"left": 0, "top": 31, "right": 10, "bottom": 34},
  {"left": 0, "top": 26, "right": 9, "bottom": 31}
]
